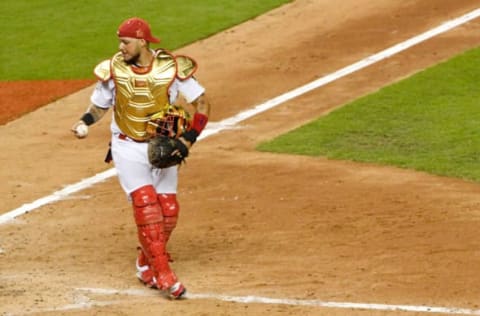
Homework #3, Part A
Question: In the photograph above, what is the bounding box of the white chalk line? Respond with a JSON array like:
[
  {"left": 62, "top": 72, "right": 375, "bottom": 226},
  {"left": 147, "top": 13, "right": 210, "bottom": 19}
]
[
  {"left": 19, "top": 287, "right": 478, "bottom": 315},
  {"left": 0, "top": 168, "right": 117, "bottom": 224},
  {"left": 1, "top": 7, "right": 480, "bottom": 316},
  {"left": 1, "top": 8, "right": 479, "bottom": 226}
]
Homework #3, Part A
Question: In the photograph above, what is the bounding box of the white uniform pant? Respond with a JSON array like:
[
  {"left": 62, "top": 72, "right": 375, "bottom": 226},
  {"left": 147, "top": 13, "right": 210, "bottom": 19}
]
[{"left": 110, "top": 133, "right": 178, "bottom": 198}]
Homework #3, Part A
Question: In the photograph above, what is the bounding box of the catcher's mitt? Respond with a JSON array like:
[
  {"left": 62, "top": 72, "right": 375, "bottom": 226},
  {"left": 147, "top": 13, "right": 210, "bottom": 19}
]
[{"left": 148, "top": 136, "right": 189, "bottom": 169}]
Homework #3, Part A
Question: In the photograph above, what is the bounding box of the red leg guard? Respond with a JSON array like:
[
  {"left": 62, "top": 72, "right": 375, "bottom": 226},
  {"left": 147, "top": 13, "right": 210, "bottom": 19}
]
[
  {"left": 136, "top": 247, "right": 157, "bottom": 288},
  {"left": 131, "top": 185, "right": 178, "bottom": 291},
  {"left": 157, "top": 193, "right": 180, "bottom": 243}
]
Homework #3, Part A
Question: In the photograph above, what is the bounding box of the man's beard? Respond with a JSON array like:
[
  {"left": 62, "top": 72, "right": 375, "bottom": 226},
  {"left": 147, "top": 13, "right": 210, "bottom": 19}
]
[{"left": 124, "top": 52, "right": 140, "bottom": 65}]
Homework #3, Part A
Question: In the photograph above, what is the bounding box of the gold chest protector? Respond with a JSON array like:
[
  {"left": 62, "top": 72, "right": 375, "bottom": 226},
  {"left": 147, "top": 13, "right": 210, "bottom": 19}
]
[{"left": 111, "top": 51, "right": 176, "bottom": 141}]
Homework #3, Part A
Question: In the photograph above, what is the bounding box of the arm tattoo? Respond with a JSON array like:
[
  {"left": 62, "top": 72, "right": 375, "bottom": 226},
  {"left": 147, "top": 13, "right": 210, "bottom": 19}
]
[
  {"left": 88, "top": 104, "right": 108, "bottom": 121},
  {"left": 81, "top": 104, "right": 108, "bottom": 125},
  {"left": 191, "top": 95, "right": 211, "bottom": 116}
]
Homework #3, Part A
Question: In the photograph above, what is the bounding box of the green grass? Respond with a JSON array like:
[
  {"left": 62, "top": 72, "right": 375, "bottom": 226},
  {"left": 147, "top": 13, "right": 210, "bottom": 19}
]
[
  {"left": 257, "top": 47, "right": 480, "bottom": 182},
  {"left": 5, "top": 1, "right": 478, "bottom": 183},
  {"left": 0, "top": 0, "right": 291, "bottom": 80}
]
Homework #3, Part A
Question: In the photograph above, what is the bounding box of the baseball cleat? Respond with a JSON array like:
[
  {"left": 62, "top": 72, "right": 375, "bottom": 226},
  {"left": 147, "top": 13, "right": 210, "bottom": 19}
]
[
  {"left": 169, "top": 281, "right": 186, "bottom": 299},
  {"left": 136, "top": 257, "right": 158, "bottom": 289}
]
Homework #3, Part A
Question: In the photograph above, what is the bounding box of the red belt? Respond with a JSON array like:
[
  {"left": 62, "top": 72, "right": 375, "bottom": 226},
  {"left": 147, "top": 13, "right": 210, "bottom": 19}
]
[{"left": 118, "top": 134, "right": 147, "bottom": 143}]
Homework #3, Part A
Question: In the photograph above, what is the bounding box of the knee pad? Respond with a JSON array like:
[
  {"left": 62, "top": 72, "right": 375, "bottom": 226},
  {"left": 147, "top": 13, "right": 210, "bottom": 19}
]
[
  {"left": 131, "top": 185, "right": 163, "bottom": 225},
  {"left": 158, "top": 194, "right": 179, "bottom": 234},
  {"left": 157, "top": 194, "right": 179, "bottom": 217}
]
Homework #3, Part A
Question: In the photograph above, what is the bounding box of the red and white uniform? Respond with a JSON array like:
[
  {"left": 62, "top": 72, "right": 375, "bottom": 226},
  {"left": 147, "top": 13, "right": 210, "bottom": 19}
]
[{"left": 91, "top": 67, "right": 204, "bottom": 196}]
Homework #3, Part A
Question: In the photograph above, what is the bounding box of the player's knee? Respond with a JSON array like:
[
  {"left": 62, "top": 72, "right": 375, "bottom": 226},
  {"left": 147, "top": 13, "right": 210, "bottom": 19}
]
[
  {"left": 158, "top": 193, "right": 179, "bottom": 233},
  {"left": 131, "top": 185, "right": 163, "bottom": 225},
  {"left": 157, "top": 193, "right": 179, "bottom": 217},
  {"left": 132, "top": 185, "right": 157, "bottom": 207}
]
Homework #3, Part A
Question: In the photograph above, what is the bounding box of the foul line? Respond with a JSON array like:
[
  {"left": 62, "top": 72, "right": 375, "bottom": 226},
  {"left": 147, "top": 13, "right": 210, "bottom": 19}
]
[
  {"left": 189, "top": 294, "right": 480, "bottom": 315},
  {"left": 1, "top": 8, "right": 480, "bottom": 227},
  {"left": 29, "top": 287, "right": 473, "bottom": 315}
]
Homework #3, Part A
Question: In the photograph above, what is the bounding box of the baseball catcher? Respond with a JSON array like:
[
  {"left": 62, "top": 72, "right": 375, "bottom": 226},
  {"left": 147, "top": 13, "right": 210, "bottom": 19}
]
[{"left": 70, "top": 17, "right": 211, "bottom": 299}]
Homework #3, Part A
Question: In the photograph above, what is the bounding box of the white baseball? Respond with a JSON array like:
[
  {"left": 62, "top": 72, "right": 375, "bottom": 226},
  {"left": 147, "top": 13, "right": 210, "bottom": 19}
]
[{"left": 75, "top": 123, "right": 89, "bottom": 138}]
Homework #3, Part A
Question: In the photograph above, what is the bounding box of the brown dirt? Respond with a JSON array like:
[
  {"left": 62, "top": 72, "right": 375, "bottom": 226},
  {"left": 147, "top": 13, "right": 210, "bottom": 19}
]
[
  {"left": 2, "top": 0, "right": 480, "bottom": 315},
  {"left": 0, "top": 80, "right": 94, "bottom": 125}
]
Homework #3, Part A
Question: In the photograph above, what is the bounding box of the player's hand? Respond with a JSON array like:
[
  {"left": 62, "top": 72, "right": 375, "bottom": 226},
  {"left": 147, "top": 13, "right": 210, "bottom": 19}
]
[
  {"left": 178, "top": 136, "right": 192, "bottom": 150},
  {"left": 71, "top": 120, "right": 89, "bottom": 139}
]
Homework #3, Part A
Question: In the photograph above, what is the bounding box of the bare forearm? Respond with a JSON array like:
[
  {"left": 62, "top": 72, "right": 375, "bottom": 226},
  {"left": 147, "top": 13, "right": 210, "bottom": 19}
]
[
  {"left": 80, "top": 104, "right": 109, "bottom": 125},
  {"left": 191, "top": 94, "right": 211, "bottom": 117},
  {"left": 180, "top": 94, "right": 211, "bottom": 146},
  {"left": 71, "top": 104, "right": 108, "bottom": 138}
]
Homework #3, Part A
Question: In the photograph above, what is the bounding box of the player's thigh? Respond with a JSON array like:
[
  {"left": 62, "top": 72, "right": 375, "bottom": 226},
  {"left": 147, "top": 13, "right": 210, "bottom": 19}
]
[
  {"left": 111, "top": 136, "right": 153, "bottom": 195},
  {"left": 152, "top": 166, "right": 178, "bottom": 193}
]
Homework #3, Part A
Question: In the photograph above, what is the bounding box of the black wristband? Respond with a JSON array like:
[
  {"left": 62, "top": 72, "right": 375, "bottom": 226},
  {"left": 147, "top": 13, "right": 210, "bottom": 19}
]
[
  {"left": 175, "top": 138, "right": 189, "bottom": 158},
  {"left": 80, "top": 112, "right": 95, "bottom": 126},
  {"left": 182, "top": 129, "right": 199, "bottom": 144}
]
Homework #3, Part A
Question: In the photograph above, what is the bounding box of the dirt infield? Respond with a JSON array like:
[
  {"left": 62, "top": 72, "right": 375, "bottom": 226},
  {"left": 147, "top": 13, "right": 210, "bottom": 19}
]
[
  {"left": 2, "top": 1, "right": 480, "bottom": 315},
  {"left": 0, "top": 80, "right": 94, "bottom": 125}
]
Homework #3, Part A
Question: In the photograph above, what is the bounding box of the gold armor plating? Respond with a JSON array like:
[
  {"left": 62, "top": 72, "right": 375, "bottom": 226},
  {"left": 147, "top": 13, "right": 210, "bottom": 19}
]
[
  {"left": 175, "top": 55, "right": 197, "bottom": 80},
  {"left": 94, "top": 52, "right": 197, "bottom": 82},
  {"left": 94, "top": 60, "right": 112, "bottom": 81},
  {"left": 111, "top": 50, "right": 177, "bottom": 141}
]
